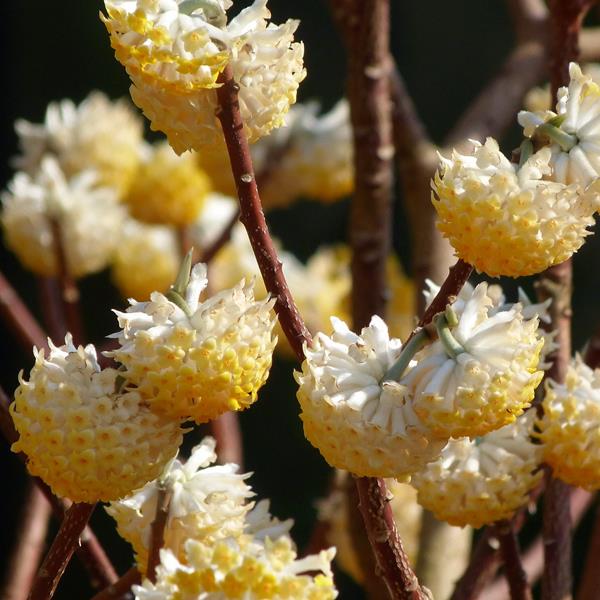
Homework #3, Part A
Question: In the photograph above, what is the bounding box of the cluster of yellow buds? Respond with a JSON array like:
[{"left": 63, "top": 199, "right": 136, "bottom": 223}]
[{"left": 102, "top": 0, "right": 305, "bottom": 154}]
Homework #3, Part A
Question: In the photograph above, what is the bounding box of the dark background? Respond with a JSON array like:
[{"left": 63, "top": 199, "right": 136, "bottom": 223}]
[{"left": 0, "top": 2, "right": 599, "bottom": 598}]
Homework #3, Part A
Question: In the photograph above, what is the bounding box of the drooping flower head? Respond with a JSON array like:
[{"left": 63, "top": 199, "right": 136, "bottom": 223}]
[
  {"left": 112, "top": 220, "right": 181, "bottom": 300},
  {"left": 107, "top": 437, "right": 260, "bottom": 573},
  {"left": 538, "top": 356, "right": 600, "bottom": 490},
  {"left": 109, "top": 262, "right": 277, "bottom": 424},
  {"left": 411, "top": 414, "right": 543, "bottom": 528},
  {"left": 102, "top": 0, "right": 306, "bottom": 154},
  {"left": 124, "top": 142, "right": 211, "bottom": 225},
  {"left": 1, "top": 157, "right": 125, "bottom": 278},
  {"left": 296, "top": 316, "right": 447, "bottom": 479},
  {"left": 402, "top": 282, "right": 544, "bottom": 438},
  {"left": 14, "top": 91, "right": 143, "bottom": 195},
  {"left": 432, "top": 138, "right": 600, "bottom": 277},
  {"left": 519, "top": 62, "right": 600, "bottom": 186},
  {"left": 10, "top": 336, "right": 183, "bottom": 503}
]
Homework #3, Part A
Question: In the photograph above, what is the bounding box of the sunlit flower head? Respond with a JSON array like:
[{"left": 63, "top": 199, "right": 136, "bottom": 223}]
[
  {"left": 10, "top": 336, "right": 183, "bottom": 503},
  {"left": 411, "top": 414, "right": 543, "bottom": 528},
  {"left": 296, "top": 316, "right": 447, "bottom": 479},
  {"left": 109, "top": 262, "right": 277, "bottom": 424},
  {"left": 103, "top": 0, "right": 306, "bottom": 154},
  {"left": 1, "top": 157, "right": 125, "bottom": 278},
  {"left": 432, "top": 137, "right": 600, "bottom": 277},
  {"left": 519, "top": 62, "right": 600, "bottom": 186},
  {"left": 402, "top": 282, "right": 544, "bottom": 438},
  {"left": 14, "top": 91, "right": 143, "bottom": 195},
  {"left": 538, "top": 356, "right": 600, "bottom": 490}
]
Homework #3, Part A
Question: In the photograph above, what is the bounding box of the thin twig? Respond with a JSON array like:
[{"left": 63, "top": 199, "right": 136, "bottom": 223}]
[
  {"left": 197, "top": 208, "right": 240, "bottom": 265},
  {"left": 90, "top": 568, "right": 141, "bottom": 600},
  {"left": 495, "top": 520, "right": 532, "bottom": 600},
  {"left": 576, "top": 500, "right": 600, "bottom": 600},
  {"left": 36, "top": 277, "right": 67, "bottom": 344},
  {"left": 28, "top": 502, "right": 96, "bottom": 600},
  {"left": 209, "top": 411, "right": 244, "bottom": 468},
  {"left": 1, "top": 483, "right": 51, "bottom": 600},
  {"left": 146, "top": 485, "right": 172, "bottom": 583}
]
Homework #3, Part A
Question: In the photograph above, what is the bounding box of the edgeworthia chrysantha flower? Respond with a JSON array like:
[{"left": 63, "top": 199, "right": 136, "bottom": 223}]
[
  {"left": 102, "top": 0, "right": 306, "bottom": 154},
  {"left": 402, "top": 282, "right": 544, "bottom": 439},
  {"left": 432, "top": 137, "right": 600, "bottom": 277},
  {"left": 519, "top": 62, "right": 600, "bottom": 186},
  {"left": 411, "top": 414, "right": 543, "bottom": 528},
  {"left": 13, "top": 91, "right": 143, "bottom": 195},
  {"left": 109, "top": 261, "right": 277, "bottom": 424},
  {"left": 296, "top": 316, "right": 447, "bottom": 479},
  {"left": 1, "top": 157, "right": 125, "bottom": 278},
  {"left": 10, "top": 336, "right": 183, "bottom": 503},
  {"left": 538, "top": 356, "right": 600, "bottom": 491}
]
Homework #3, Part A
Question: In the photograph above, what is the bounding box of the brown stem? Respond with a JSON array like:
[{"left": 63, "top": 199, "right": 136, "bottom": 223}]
[
  {"left": 495, "top": 520, "right": 532, "bottom": 600},
  {"left": 209, "top": 411, "right": 244, "bottom": 468},
  {"left": 1, "top": 483, "right": 51, "bottom": 600},
  {"left": 90, "top": 568, "right": 141, "bottom": 600},
  {"left": 577, "top": 500, "right": 600, "bottom": 600},
  {"left": 583, "top": 325, "right": 600, "bottom": 369},
  {"left": 146, "top": 485, "right": 172, "bottom": 583},
  {"left": 28, "top": 502, "right": 96, "bottom": 600},
  {"left": 0, "top": 271, "right": 48, "bottom": 353},
  {"left": 36, "top": 277, "right": 67, "bottom": 344},
  {"left": 215, "top": 66, "right": 311, "bottom": 362},
  {"left": 50, "top": 220, "right": 84, "bottom": 345}
]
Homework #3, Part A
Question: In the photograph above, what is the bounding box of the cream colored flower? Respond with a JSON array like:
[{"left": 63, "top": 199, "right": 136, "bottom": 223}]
[
  {"left": 1, "top": 157, "right": 125, "bottom": 278},
  {"left": 14, "top": 91, "right": 143, "bottom": 195},
  {"left": 432, "top": 137, "right": 600, "bottom": 277},
  {"left": 107, "top": 437, "right": 255, "bottom": 573},
  {"left": 519, "top": 62, "right": 600, "bottom": 186},
  {"left": 411, "top": 414, "right": 543, "bottom": 528},
  {"left": 317, "top": 470, "right": 421, "bottom": 583},
  {"left": 103, "top": 0, "right": 305, "bottom": 154},
  {"left": 402, "top": 282, "right": 544, "bottom": 438},
  {"left": 538, "top": 356, "right": 600, "bottom": 490},
  {"left": 124, "top": 142, "right": 211, "bottom": 225},
  {"left": 134, "top": 535, "right": 337, "bottom": 600},
  {"left": 109, "top": 263, "right": 277, "bottom": 424},
  {"left": 296, "top": 316, "right": 447, "bottom": 479},
  {"left": 10, "top": 336, "right": 183, "bottom": 503},
  {"left": 112, "top": 220, "right": 181, "bottom": 300}
]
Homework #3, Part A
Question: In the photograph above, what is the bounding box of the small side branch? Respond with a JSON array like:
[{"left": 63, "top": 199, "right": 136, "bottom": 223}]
[
  {"left": 146, "top": 484, "right": 172, "bottom": 583},
  {"left": 90, "top": 568, "right": 141, "bottom": 600},
  {"left": 495, "top": 520, "right": 532, "bottom": 600}
]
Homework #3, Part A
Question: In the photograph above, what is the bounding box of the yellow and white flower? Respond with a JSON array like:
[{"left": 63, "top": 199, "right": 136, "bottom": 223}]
[
  {"left": 14, "top": 91, "right": 143, "bottom": 195},
  {"left": 411, "top": 414, "right": 543, "bottom": 528},
  {"left": 133, "top": 534, "right": 337, "bottom": 600},
  {"left": 109, "top": 263, "right": 277, "bottom": 424},
  {"left": 403, "top": 282, "right": 544, "bottom": 438},
  {"left": 519, "top": 62, "right": 600, "bottom": 186},
  {"left": 432, "top": 137, "right": 600, "bottom": 277},
  {"left": 103, "top": 0, "right": 306, "bottom": 154},
  {"left": 296, "top": 316, "right": 447, "bottom": 479},
  {"left": 1, "top": 157, "right": 125, "bottom": 278},
  {"left": 538, "top": 356, "right": 600, "bottom": 491},
  {"left": 10, "top": 336, "right": 183, "bottom": 503},
  {"left": 112, "top": 220, "right": 181, "bottom": 300},
  {"left": 124, "top": 142, "right": 211, "bottom": 225},
  {"left": 107, "top": 437, "right": 257, "bottom": 573}
]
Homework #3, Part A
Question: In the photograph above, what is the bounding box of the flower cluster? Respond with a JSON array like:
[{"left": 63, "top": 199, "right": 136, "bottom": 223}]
[{"left": 103, "top": 0, "right": 305, "bottom": 154}]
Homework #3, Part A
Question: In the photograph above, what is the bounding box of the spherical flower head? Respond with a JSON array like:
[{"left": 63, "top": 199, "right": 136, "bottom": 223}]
[
  {"left": 133, "top": 534, "right": 337, "bottom": 600},
  {"left": 296, "top": 316, "right": 447, "bottom": 479},
  {"left": 10, "top": 335, "right": 183, "bottom": 503},
  {"left": 107, "top": 437, "right": 256, "bottom": 573},
  {"left": 519, "top": 62, "right": 600, "bottom": 186},
  {"left": 402, "top": 282, "right": 544, "bottom": 438},
  {"left": 432, "top": 137, "right": 600, "bottom": 277},
  {"left": 1, "top": 157, "right": 125, "bottom": 278},
  {"left": 102, "top": 0, "right": 306, "bottom": 154},
  {"left": 125, "top": 142, "right": 211, "bottom": 225},
  {"left": 110, "top": 263, "right": 277, "bottom": 424},
  {"left": 14, "top": 92, "right": 143, "bottom": 195},
  {"left": 537, "top": 356, "right": 600, "bottom": 490},
  {"left": 317, "top": 471, "right": 421, "bottom": 583},
  {"left": 411, "top": 414, "right": 543, "bottom": 528},
  {"left": 112, "top": 220, "right": 181, "bottom": 300}
]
